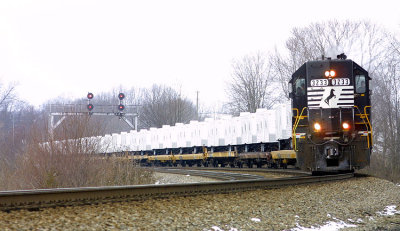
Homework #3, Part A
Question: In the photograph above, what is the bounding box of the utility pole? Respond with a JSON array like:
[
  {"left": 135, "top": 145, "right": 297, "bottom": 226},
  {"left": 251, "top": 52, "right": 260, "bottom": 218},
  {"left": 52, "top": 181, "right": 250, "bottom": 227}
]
[{"left": 196, "top": 91, "right": 199, "bottom": 120}]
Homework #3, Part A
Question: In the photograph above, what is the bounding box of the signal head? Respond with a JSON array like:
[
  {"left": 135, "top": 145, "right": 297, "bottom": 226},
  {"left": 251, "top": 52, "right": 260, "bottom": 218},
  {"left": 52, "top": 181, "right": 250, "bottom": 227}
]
[
  {"left": 118, "top": 93, "right": 125, "bottom": 100},
  {"left": 87, "top": 103, "right": 94, "bottom": 111},
  {"left": 118, "top": 104, "right": 125, "bottom": 111},
  {"left": 87, "top": 92, "right": 94, "bottom": 100}
]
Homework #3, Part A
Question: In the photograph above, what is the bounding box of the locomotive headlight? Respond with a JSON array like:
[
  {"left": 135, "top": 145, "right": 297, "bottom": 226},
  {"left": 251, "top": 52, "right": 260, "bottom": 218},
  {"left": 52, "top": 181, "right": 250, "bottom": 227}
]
[
  {"left": 314, "top": 122, "right": 322, "bottom": 132},
  {"left": 325, "top": 70, "right": 336, "bottom": 78},
  {"left": 342, "top": 122, "right": 350, "bottom": 130}
]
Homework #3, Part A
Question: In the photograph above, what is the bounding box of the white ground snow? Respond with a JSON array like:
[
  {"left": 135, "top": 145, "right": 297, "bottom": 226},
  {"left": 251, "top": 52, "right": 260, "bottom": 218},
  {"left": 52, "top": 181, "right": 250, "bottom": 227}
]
[
  {"left": 210, "top": 226, "right": 238, "bottom": 231},
  {"left": 377, "top": 205, "right": 400, "bottom": 216},
  {"left": 291, "top": 220, "right": 357, "bottom": 231},
  {"left": 251, "top": 218, "right": 261, "bottom": 222},
  {"left": 291, "top": 214, "right": 357, "bottom": 231}
]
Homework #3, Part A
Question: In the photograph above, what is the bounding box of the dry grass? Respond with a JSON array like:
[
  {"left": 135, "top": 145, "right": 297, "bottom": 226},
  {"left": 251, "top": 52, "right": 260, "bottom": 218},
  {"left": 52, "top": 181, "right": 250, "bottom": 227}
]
[
  {"left": 0, "top": 116, "right": 154, "bottom": 191},
  {"left": 357, "top": 152, "right": 400, "bottom": 183}
]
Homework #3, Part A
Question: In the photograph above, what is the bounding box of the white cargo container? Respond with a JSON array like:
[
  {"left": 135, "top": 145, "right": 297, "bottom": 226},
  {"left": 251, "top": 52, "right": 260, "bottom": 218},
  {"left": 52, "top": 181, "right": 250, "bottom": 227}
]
[{"left": 95, "top": 103, "right": 293, "bottom": 154}]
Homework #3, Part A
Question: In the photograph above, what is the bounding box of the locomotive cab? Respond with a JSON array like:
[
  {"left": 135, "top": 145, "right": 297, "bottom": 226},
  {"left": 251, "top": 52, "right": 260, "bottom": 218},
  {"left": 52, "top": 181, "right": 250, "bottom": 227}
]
[{"left": 290, "top": 56, "right": 372, "bottom": 172}]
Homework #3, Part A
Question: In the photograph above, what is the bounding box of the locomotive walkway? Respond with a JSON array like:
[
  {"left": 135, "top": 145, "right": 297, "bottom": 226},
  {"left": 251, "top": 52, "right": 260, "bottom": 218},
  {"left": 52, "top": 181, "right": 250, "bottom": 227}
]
[{"left": 0, "top": 168, "right": 353, "bottom": 211}]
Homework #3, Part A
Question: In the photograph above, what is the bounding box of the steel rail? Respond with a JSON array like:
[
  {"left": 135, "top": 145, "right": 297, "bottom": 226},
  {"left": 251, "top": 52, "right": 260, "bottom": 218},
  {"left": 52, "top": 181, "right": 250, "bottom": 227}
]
[
  {"left": 0, "top": 172, "right": 353, "bottom": 211},
  {"left": 153, "top": 168, "right": 267, "bottom": 181}
]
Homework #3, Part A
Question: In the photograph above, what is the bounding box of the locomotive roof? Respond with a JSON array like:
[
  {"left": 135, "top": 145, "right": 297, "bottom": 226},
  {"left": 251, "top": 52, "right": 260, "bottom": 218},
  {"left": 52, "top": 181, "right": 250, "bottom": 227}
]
[{"left": 289, "top": 59, "right": 370, "bottom": 83}]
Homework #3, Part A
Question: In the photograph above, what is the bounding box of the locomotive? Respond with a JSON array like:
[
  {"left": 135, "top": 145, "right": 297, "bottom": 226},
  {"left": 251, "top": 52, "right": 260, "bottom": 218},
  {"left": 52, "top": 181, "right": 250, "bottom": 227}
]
[{"left": 290, "top": 54, "right": 372, "bottom": 172}]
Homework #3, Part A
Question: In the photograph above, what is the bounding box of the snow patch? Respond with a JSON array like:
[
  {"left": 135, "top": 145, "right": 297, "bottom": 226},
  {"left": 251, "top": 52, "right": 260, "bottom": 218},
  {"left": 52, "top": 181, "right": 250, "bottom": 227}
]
[
  {"left": 209, "top": 226, "right": 238, "bottom": 231},
  {"left": 185, "top": 174, "right": 190, "bottom": 177},
  {"left": 347, "top": 218, "right": 363, "bottom": 224},
  {"left": 210, "top": 226, "right": 223, "bottom": 231},
  {"left": 291, "top": 220, "right": 357, "bottom": 231},
  {"left": 251, "top": 218, "right": 261, "bottom": 222},
  {"left": 377, "top": 205, "right": 400, "bottom": 216},
  {"left": 155, "top": 181, "right": 160, "bottom": 185}
]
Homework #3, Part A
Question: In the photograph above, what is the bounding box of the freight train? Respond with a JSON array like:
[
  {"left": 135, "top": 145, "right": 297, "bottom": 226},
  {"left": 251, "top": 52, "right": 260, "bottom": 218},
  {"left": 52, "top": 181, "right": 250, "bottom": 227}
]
[
  {"left": 88, "top": 54, "right": 371, "bottom": 172},
  {"left": 290, "top": 54, "right": 372, "bottom": 172}
]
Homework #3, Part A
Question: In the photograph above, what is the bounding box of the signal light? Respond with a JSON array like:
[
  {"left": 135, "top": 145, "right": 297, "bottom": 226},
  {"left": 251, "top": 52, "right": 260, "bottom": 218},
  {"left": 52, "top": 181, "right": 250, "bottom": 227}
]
[
  {"left": 118, "top": 104, "right": 125, "bottom": 111},
  {"left": 330, "top": 70, "right": 336, "bottom": 77},
  {"left": 87, "top": 104, "right": 94, "bottom": 111},
  {"left": 87, "top": 92, "right": 94, "bottom": 100},
  {"left": 118, "top": 93, "right": 125, "bottom": 101},
  {"left": 342, "top": 122, "right": 350, "bottom": 130},
  {"left": 314, "top": 122, "right": 321, "bottom": 132},
  {"left": 325, "top": 71, "right": 330, "bottom": 77}
]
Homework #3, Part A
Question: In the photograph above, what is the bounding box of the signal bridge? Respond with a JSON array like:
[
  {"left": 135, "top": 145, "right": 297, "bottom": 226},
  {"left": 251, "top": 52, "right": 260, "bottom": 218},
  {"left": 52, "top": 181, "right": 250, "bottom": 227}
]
[{"left": 47, "top": 92, "right": 140, "bottom": 137}]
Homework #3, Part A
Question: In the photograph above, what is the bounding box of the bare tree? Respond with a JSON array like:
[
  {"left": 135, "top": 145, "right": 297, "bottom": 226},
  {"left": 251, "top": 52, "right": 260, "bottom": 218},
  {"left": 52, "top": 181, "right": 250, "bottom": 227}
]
[
  {"left": 139, "top": 84, "right": 197, "bottom": 128},
  {"left": 270, "top": 20, "right": 387, "bottom": 100},
  {"left": 226, "top": 52, "right": 276, "bottom": 115},
  {"left": 371, "top": 32, "right": 400, "bottom": 178},
  {"left": 0, "top": 82, "right": 16, "bottom": 110}
]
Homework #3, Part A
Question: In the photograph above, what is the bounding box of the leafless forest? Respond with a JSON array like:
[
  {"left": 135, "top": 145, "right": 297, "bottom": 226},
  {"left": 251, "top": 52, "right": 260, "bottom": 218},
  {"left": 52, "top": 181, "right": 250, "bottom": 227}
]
[{"left": 0, "top": 20, "right": 399, "bottom": 190}]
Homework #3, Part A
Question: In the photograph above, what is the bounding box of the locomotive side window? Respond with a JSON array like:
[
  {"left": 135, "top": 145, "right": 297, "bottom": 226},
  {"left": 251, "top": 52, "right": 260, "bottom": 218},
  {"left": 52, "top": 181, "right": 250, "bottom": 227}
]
[
  {"left": 355, "top": 75, "right": 366, "bottom": 93},
  {"left": 295, "top": 78, "right": 305, "bottom": 96}
]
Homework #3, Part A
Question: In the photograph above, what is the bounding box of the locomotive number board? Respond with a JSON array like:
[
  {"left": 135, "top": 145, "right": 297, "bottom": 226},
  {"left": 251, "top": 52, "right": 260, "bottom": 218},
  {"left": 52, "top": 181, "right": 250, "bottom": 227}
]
[
  {"left": 310, "top": 78, "right": 350, "bottom": 87},
  {"left": 331, "top": 78, "right": 350, "bottom": 86}
]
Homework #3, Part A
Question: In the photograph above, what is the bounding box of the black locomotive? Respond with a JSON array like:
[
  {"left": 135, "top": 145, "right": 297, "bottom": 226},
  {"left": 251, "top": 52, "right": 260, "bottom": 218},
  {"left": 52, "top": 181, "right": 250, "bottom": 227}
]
[{"left": 289, "top": 54, "right": 372, "bottom": 172}]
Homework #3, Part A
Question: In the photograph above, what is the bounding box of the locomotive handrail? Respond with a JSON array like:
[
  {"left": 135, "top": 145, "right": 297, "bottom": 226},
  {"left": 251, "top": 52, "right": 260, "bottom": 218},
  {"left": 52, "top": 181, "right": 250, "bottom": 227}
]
[
  {"left": 364, "top": 106, "right": 373, "bottom": 147},
  {"left": 292, "top": 108, "right": 299, "bottom": 150},
  {"left": 292, "top": 107, "right": 307, "bottom": 151},
  {"left": 353, "top": 105, "right": 372, "bottom": 148}
]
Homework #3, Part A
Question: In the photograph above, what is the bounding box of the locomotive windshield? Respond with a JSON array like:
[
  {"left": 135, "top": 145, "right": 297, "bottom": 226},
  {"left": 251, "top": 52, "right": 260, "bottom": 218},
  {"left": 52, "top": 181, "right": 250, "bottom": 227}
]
[{"left": 355, "top": 75, "right": 366, "bottom": 93}]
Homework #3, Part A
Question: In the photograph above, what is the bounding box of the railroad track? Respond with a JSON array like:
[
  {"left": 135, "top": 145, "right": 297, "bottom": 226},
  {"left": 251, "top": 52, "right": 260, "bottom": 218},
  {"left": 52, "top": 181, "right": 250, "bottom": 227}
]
[
  {"left": 0, "top": 169, "right": 353, "bottom": 211},
  {"left": 153, "top": 168, "right": 268, "bottom": 181}
]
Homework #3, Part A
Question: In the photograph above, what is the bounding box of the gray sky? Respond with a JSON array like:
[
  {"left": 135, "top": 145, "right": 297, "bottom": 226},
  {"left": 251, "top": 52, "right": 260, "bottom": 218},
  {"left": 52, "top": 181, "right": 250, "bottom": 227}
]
[{"left": 0, "top": 0, "right": 399, "bottom": 108}]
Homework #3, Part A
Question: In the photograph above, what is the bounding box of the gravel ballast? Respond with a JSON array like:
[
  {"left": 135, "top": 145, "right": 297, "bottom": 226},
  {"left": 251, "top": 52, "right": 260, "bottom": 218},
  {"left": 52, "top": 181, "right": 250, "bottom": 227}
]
[{"left": 0, "top": 173, "right": 399, "bottom": 230}]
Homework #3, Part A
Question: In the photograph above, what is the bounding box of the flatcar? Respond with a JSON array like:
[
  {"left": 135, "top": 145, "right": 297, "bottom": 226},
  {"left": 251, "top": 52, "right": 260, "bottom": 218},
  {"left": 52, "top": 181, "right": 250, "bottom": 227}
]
[
  {"left": 289, "top": 54, "right": 372, "bottom": 172},
  {"left": 127, "top": 140, "right": 296, "bottom": 169}
]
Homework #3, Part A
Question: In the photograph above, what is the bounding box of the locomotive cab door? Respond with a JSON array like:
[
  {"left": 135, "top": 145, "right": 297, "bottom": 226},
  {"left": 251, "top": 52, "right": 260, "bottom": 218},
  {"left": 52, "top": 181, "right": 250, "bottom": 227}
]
[
  {"left": 290, "top": 63, "right": 307, "bottom": 128},
  {"left": 352, "top": 63, "right": 372, "bottom": 168}
]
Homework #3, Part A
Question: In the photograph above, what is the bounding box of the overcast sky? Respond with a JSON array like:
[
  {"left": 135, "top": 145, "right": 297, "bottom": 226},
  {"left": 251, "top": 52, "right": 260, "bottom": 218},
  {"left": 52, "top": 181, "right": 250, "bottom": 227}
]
[{"left": 0, "top": 0, "right": 399, "bottom": 109}]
